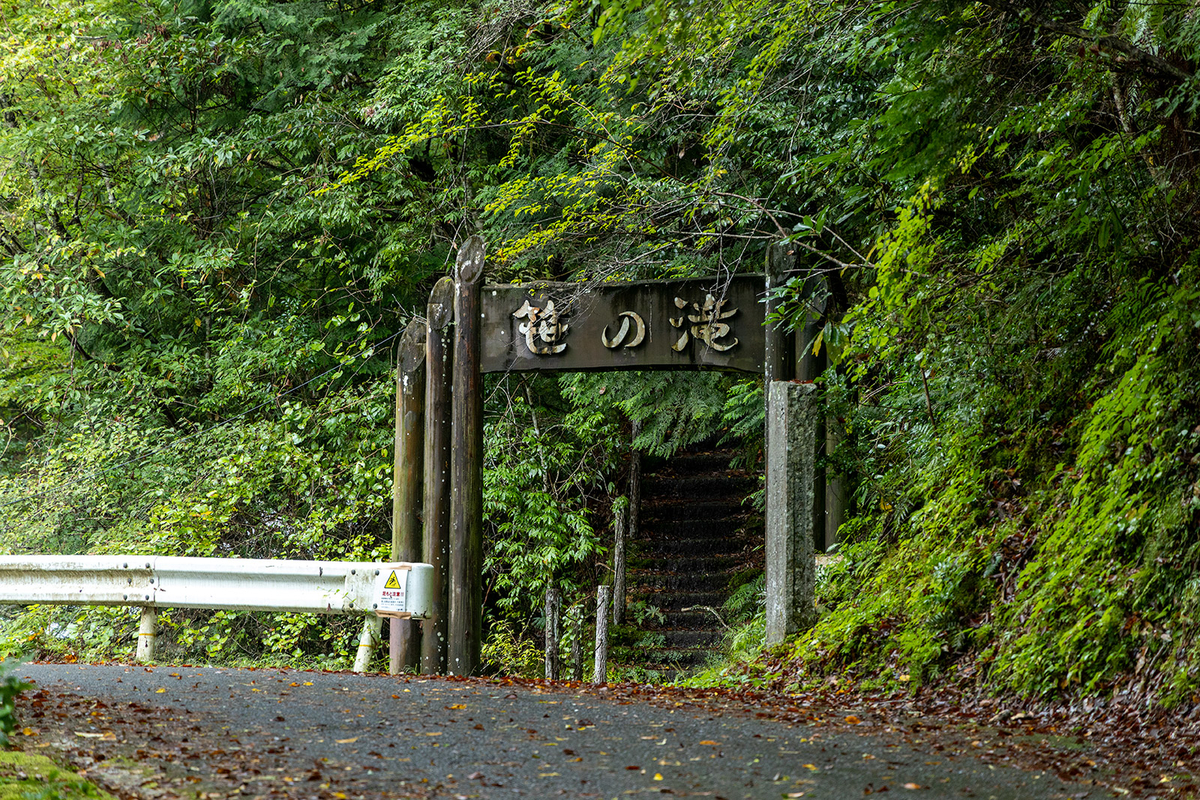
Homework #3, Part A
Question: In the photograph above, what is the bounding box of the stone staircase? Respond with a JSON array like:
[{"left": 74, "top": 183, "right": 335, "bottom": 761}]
[{"left": 617, "top": 440, "right": 763, "bottom": 676}]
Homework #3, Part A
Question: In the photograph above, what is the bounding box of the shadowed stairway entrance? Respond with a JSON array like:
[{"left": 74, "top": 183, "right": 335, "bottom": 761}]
[{"left": 617, "top": 439, "right": 763, "bottom": 676}]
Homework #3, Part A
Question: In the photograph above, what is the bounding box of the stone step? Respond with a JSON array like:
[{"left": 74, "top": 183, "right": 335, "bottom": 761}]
[
  {"left": 660, "top": 628, "right": 723, "bottom": 648},
  {"left": 633, "top": 589, "right": 725, "bottom": 611},
  {"left": 627, "top": 552, "right": 745, "bottom": 573},
  {"left": 628, "top": 569, "right": 740, "bottom": 593},
  {"left": 639, "top": 610, "right": 720, "bottom": 630},
  {"left": 643, "top": 450, "right": 741, "bottom": 477},
  {"left": 637, "top": 509, "right": 749, "bottom": 532},
  {"left": 641, "top": 474, "right": 757, "bottom": 500},
  {"left": 628, "top": 645, "right": 714, "bottom": 668},
  {"left": 637, "top": 536, "right": 751, "bottom": 557}
]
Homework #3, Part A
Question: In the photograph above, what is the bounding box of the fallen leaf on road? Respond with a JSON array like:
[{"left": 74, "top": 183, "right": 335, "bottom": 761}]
[
  {"left": 335, "top": 737, "right": 358, "bottom": 744},
  {"left": 447, "top": 704, "right": 466, "bottom": 709},
  {"left": 653, "top": 773, "right": 663, "bottom": 781},
  {"left": 803, "top": 763, "right": 818, "bottom": 771},
  {"left": 845, "top": 715, "right": 861, "bottom": 724},
  {"left": 903, "top": 783, "right": 923, "bottom": 790},
  {"left": 699, "top": 740, "right": 719, "bottom": 745},
  {"left": 155, "top": 688, "right": 166, "bottom": 693}
]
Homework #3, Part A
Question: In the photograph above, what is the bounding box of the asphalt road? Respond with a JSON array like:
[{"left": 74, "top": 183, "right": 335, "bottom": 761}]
[{"left": 14, "top": 664, "right": 1095, "bottom": 799}]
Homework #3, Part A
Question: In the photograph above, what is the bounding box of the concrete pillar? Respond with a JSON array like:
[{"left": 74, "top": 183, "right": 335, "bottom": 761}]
[
  {"left": 765, "top": 381, "right": 820, "bottom": 645},
  {"left": 354, "top": 615, "right": 382, "bottom": 673},
  {"left": 136, "top": 608, "right": 157, "bottom": 662}
]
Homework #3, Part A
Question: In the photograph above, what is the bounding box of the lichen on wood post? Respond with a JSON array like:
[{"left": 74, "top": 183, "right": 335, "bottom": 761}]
[
  {"left": 544, "top": 585, "right": 560, "bottom": 681},
  {"left": 421, "top": 277, "right": 455, "bottom": 675},
  {"left": 594, "top": 585, "right": 611, "bottom": 684},
  {"left": 569, "top": 603, "right": 583, "bottom": 682},
  {"left": 612, "top": 498, "right": 627, "bottom": 626},
  {"left": 449, "top": 236, "right": 485, "bottom": 676},
  {"left": 391, "top": 319, "right": 426, "bottom": 675}
]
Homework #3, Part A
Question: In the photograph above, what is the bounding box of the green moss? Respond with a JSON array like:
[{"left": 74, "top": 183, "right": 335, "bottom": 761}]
[
  {"left": 0, "top": 752, "right": 115, "bottom": 800},
  {"left": 780, "top": 287, "right": 1200, "bottom": 704}
]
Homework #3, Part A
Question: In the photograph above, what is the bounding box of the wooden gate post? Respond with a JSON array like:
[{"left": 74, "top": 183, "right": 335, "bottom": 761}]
[
  {"left": 764, "top": 244, "right": 793, "bottom": 387},
  {"left": 422, "top": 277, "right": 455, "bottom": 674},
  {"left": 449, "top": 236, "right": 485, "bottom": 676},
  {"left": 391, "top": 319, "right": 426, "bottom": 674}
]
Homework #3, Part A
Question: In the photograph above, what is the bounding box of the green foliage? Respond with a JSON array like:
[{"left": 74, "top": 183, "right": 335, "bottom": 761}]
[
  {"left": 0, "top": 661, "right": 31, "bottom": 747},
  {"left": 480, "top": 617, "right": 542, "bottom": 678},
  {"left": 0, "top": 751, "right": 116, "bottom": 800}
]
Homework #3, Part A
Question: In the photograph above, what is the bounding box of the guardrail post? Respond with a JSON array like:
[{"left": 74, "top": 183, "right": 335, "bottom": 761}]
[
  {"left": 354, "top": 615, "right": 382, "bottom": 673},
  {"left": 136, "top": 608, "right": 157, "bottom": 662}
]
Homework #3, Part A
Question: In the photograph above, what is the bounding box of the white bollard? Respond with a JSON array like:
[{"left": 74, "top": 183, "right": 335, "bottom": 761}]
[
  {"left": 354, "top": 615, "right": 382, "bottom": 673},
  {"left": 136, "top": 607, "right": 157, "bottom": 662}
]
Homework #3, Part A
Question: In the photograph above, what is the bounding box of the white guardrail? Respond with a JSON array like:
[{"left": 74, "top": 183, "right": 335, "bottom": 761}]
[{"left": 0, "top": 556, "right": 434, "bottom": 673}]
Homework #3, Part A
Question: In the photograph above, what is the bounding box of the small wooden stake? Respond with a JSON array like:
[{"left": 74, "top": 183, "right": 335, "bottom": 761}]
[
  {"left": 422, "top": 277, "right": 455, "bottom": 675},
  {"left": 391, "top": 319, "right": 426, "bottom": 674},
  {"left": 544, "top": 585, "right": 560, "bottom": 681},
  {"left": 593, "top": 585, "right": 611, "bottom": 685},
  {"left": 612, "top": 500, "right": 627, "bottom": 626},
  {"left": 449, "top": 236, "right": 485, "bottom": 676},
  {"left": 569, "top": 604, "right": 583, "bottom": 682}
]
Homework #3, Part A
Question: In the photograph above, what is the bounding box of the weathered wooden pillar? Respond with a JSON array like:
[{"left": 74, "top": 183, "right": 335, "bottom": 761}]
[
  {"left": 764, "top": 244, "right": 793, "bottom": 387},
  {"left": 611, "top": 499, "right": 627, "bottom": 626},
  {"left": 422, "top": 277, "right": 455, "bottom": 675},
  {"left": 390, "top": 320, "right": 426, "bottom": 674},
  {"left": 569, "top": 603, "right": 583, "bottom": 682},
  {"left": 449, "top": 236, "right": 485, "bottom": 676},
  {"left": 795, "top": 272, "right": 827, "bottom": 551},
  {"left": 544, "top": 585, "right": 560, "bottom": 681},
  {"left": 765, "top": 381, "right": 820, "bottom": 645},
  {"left": 593, "top": 585, "right": 611, "bottom": 684}
]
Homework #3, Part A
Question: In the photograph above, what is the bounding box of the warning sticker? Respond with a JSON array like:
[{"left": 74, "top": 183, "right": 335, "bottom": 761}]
[{"left": 374, "top": 566, "right": 409, "bottom": 616}]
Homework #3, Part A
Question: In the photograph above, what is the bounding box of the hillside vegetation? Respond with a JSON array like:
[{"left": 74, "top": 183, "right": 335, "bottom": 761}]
[{"left": 1, "top": 0, "right": 1198, "bottom": 701}]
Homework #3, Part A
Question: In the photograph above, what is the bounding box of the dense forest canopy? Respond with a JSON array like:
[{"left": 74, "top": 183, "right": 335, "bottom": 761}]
[{"left": 1, "top": 0, "right": 1198, "bottom": 700}]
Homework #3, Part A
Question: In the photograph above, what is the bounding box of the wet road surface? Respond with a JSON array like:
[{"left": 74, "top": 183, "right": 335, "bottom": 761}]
[{"left": 14, "top": 664, "right": 1096, "bottom": 799}]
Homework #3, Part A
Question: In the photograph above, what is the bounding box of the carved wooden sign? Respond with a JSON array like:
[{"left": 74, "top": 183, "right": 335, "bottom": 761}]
[{"left": 480, "top": 275, "right": 766, "bottom": 374}]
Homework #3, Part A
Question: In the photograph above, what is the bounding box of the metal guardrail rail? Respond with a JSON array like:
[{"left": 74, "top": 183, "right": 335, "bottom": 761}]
[{"left": 0, "top": 556, "right": 434, "bottom": 673}]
